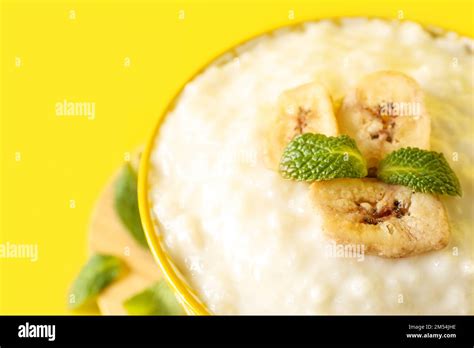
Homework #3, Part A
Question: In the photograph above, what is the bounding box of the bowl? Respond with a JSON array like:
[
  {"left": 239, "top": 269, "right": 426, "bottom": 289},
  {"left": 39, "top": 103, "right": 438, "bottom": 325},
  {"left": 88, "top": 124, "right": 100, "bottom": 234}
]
[{"left": 138, "top": 17, "right": 473, "bottom": 315}]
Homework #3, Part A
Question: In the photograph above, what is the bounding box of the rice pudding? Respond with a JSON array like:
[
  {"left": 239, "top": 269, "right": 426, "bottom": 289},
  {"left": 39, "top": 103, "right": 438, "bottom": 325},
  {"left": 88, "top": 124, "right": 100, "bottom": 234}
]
[{"left": 148, "top": 19, "right": 473, "bottom": 314}]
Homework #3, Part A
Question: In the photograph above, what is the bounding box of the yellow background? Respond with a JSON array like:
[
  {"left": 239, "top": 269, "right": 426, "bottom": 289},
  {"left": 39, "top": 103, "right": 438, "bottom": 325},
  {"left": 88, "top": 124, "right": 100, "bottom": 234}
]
[{"left": 1, "top": 0, "right": 472, "bottom": 314}]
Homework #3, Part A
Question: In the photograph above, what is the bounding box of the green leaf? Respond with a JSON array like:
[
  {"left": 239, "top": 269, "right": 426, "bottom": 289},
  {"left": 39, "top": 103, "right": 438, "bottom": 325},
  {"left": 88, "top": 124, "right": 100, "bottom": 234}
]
[
  {"left": 68, "top": 254, "right": 125, "bottom": 310},
  {"left": 279, "top": 133, "right": 367, "bottom": 181},
  {"left": 377, "top": 147, "right": 462, "bottom": 196},
  {"left": 123, "top": 280, "right": 185, "bottom": 315},
  {"left": 114, "top": 163, "right": 147, "bottom": 247}
]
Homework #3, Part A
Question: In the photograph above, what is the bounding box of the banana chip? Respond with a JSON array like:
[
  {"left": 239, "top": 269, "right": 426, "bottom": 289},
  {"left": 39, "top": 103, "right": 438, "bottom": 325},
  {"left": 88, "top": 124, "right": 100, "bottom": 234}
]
[
  {"left": 310, "top": 178, "right": 450, "bottom": 258},
  {"left": 337, "top": 71, "right": 431, "bottom": 169},
  {"left": 265, "top": 82, "right": 339, "bottom": 169}
]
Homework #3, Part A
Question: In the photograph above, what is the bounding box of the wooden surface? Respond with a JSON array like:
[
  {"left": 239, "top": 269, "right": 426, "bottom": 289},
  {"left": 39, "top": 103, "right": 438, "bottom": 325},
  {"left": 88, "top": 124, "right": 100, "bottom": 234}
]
[{"left": 87, "top": 160, "right": 161, "bottom": 315}]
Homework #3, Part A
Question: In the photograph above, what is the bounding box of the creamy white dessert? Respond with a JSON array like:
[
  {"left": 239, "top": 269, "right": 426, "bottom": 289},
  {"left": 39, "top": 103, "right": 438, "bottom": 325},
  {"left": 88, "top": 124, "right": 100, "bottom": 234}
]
[{"left": 148, "top": 19, "right": 474, "bottom": 314}]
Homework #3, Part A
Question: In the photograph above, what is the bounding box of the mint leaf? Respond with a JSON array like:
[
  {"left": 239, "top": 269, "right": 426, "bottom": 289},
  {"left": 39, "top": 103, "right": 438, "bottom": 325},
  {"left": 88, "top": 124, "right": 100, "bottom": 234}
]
[
  {"left": 114, "top": 163, "right": 147, "bottom": 247},
  {"left": 279, "top": 133, "right": 367, "bottom": 181},
  {"left": 377, "top": 147, "right": 462, "bottom": 196},
  {"left": 68, "top": 254, "right": 125, "bottom": 309},
  {"left": 123, "top": 280, "right": 184, "bottom": 315}
]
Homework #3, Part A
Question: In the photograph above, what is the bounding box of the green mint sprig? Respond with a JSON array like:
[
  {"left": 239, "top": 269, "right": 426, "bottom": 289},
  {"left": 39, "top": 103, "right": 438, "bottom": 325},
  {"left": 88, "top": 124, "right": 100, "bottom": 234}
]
[
  {"left": 377, "top": 147, "right": 462, "bottom": 196},
  {"left": 279, "top": 133, "right": 368, "bottom": 181},
  {"left": 114, "top": 163, "right": 147, "bottom": 247},
  {"left": 123, "top": 280, "right": 184, "bottom": 315},
  {"left": 279, "top": 134, "right": 461, "bottom": 196},
  {"left": 68, "top": 254, "right": 125, "bottom": 310}
]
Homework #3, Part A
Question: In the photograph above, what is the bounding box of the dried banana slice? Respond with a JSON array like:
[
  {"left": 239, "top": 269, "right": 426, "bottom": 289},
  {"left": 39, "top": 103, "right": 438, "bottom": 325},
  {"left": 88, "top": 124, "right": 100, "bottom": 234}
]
[
  {"left": 310, "top": 178, "right": 449, "bottom": 258},
  {"left": 337, "top": 71, "right": 431, "bottom": 169},
  {"left": 265, "top": 82, "right": 339, "bottom": 169}
]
